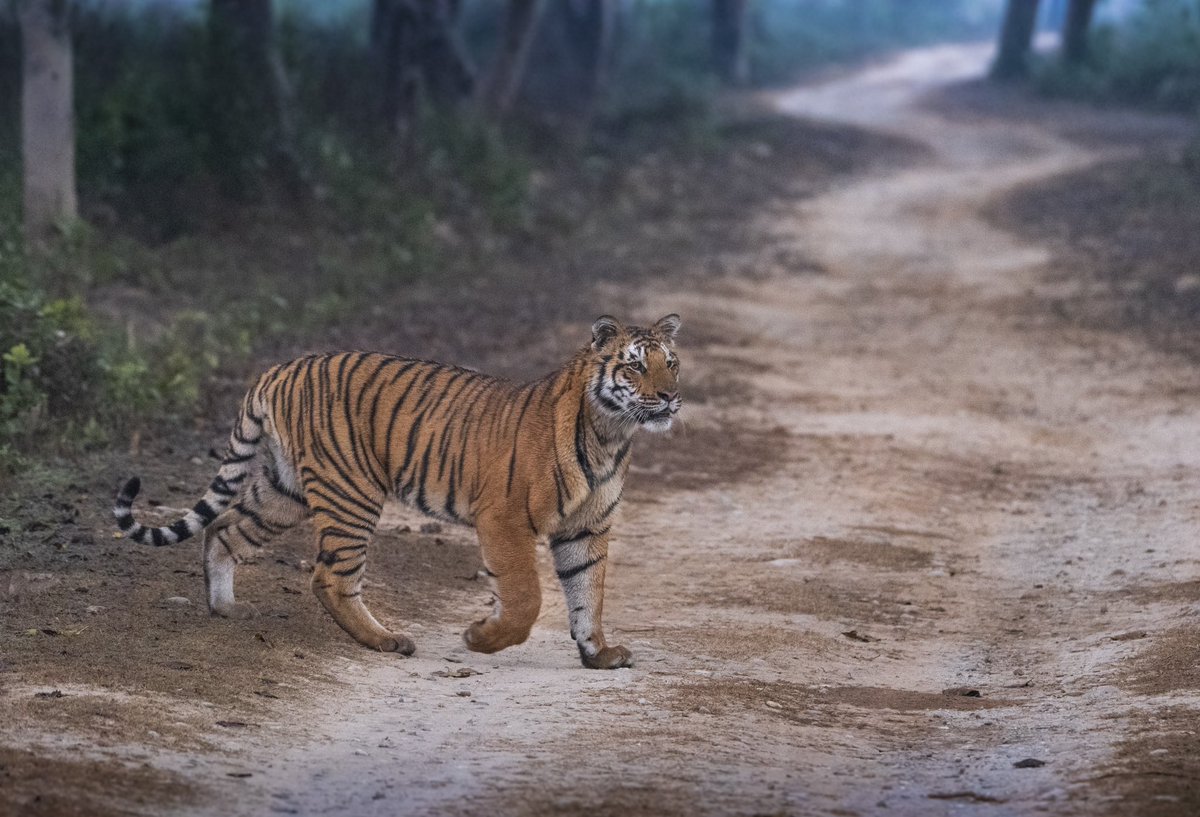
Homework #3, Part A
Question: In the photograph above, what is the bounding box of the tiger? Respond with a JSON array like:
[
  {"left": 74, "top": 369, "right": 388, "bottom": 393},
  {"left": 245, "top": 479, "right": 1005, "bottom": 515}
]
[{"left": 113, "top": 314, "right": 681, "bottom": 669}]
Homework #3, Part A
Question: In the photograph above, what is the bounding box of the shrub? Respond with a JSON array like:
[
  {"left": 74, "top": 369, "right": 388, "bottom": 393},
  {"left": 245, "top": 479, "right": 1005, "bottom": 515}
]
[{"left": 1035, "top": 0, "right": 1200, "bottom": 112}]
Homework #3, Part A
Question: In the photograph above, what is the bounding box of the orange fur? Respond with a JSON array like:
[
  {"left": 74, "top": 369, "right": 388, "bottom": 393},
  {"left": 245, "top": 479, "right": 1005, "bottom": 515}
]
[{"left": 113, "top": 315, "right": 682, "bottom": 668}]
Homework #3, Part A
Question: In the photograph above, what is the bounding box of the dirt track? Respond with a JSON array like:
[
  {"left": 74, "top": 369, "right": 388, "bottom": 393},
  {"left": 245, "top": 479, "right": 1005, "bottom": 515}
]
[{"left": 6, "top": 44, "right": 1200, "bottom": 816}]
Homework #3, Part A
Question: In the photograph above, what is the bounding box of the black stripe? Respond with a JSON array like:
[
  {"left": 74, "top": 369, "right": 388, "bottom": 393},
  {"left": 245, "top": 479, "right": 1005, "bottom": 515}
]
[
  {"left": 556, "top": 554, "right": 605, "bottom": 582},
  {"left": 303, "top": 478, "right": 379, "bottom": 529},
  {"left": 525, "top": 495, "right": 539, "bottom": 536},
  {"left": 168, "top": 520, "right": 191, "bottom": 540},
  {"left": 194, "top": 500, "right": 219, "bottom": 523},
  {"left": 444, "top": 459, "right": 458, "bottom": 521},
  {"left": 395, "top": 408, "right": 430, "bottom": 488},
  {"left": 210, "top": 477, "right": 238, "bottom": 497},
  {"left": 382, "top": 366, "right": 435, "bottom": 475},
  {"left": 550, "top": 526, "right": 608, "bottom": 550},
  {"left": 413, "top": 437, "right": 435, "bottom": 511},
  {"left": 553, "top": 466, "right": 566, "bottom": 517},
  {"left": 268, "top": 472, "right": 306, "bottom": 506},
  {"left": 574, "top": 395, "right": 597, "bottom": 490},
  {"left": 505, "top": 384, "right": 540, "bottom": 495},
  {"left": 596, "top": 441, "right": 631, "bottom": 484},
  {"left": 325, "top": 543, "right": 367, "bottom": 559}
]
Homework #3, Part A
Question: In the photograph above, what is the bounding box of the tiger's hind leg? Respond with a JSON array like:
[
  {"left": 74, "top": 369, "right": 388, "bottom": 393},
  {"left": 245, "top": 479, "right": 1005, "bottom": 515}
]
[
  {"left": 204, "top": 472, "right": 307, "bottom": 619},
  {"left": 307, "top": 489, "right": 415, "bottom": 656}
]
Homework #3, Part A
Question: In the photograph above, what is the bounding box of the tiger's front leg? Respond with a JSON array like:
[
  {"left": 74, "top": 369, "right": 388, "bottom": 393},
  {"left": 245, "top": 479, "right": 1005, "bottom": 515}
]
[
  {"left": 463, "top": 514, "right": 542, "bottom": 654},
  {"left": 550, "top": 528, "right": 632, "bottom": 669}
]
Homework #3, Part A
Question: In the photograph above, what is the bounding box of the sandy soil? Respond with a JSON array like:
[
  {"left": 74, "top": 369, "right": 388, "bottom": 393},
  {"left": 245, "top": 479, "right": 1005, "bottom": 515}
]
[{"left": 5, "top": 43, "right": 1200, "bottom": 816}]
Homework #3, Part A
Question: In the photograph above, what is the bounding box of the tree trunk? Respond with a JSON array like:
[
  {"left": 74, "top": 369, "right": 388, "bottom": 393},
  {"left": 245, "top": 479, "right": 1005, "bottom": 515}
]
[
  {"left": 562, "top": 0, "right": 614, "bottom": 106},
  {"left": 1062, "top": 0, "right": 1097, "bottom": 65},
  {"left": 18, "top": 0, "right": 77, "bottom": 243},
  {"left": 712, "top": 0, "right": 749, "bottom": 85},
  {"left": 524, "top": 0, "right": 614, "bottom": 116},
  {"left": 207, "top": 0, "right": 297, "bottom": 194},
  {"left": 991, "top": 0, "right": 1042, "bottom": 81},
  {"left": 478, "top": 0, "right": 546, "bottom": 117},
  {"left": 371, "top": 0, "right": 473, "bottom": 137},
  {"left": 420, "top": 0, "right": 475, "bottom": 107},
  {"left": 372, "top": 0, "right": 422, "bottom": 135}
]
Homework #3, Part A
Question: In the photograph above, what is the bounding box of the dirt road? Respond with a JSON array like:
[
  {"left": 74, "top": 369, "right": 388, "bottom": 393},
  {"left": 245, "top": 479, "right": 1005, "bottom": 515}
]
[{"left": 7, "top": 43, "right": 1199, "bottom": 816}]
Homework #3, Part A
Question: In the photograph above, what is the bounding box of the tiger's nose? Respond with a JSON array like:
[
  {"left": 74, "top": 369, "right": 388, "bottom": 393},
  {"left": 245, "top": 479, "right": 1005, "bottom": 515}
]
[{"left": 658, "top": 391, "right": 678, "bottom": 403}]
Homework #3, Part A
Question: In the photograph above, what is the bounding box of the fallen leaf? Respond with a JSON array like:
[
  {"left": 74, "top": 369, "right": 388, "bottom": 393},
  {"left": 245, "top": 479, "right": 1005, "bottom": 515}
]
[{"left": 841, "top": 630, "right": 877, "bottom": 643}]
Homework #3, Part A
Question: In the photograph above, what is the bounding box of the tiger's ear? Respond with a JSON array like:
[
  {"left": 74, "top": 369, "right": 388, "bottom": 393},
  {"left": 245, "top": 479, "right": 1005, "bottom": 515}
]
[
  {"left": 591, "top": 315, "right": 622, "bottom": 349},
  {"left": 653, "top": 313, "right": 681, "bottom": 342}
]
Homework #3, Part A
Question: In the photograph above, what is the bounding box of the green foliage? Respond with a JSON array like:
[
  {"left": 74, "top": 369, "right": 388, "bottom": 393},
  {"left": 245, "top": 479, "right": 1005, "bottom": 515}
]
[
  {"left": 0, "top": 242, "right": 249, "bottom": 472},
  {"left": 0, "top": 0, "right": 1009, "bottom": 474},
  {"left": 1035, "top": 0, "right": 1200, "bottom": 112},
  {"left": 421, "top": 112, "right": 533, "bottom": 229}
]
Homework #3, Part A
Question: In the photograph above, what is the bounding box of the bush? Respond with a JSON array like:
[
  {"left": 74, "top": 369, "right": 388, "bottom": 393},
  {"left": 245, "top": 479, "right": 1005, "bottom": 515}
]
[{"left": 1035, "top": 0, "right": 1200, "bottom": 112}]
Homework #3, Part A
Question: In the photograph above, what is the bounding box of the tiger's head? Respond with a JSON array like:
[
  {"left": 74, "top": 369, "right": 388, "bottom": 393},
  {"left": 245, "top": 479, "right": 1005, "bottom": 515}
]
[{"left": 588, "top": 314, "right": 682, "bottom": 433}]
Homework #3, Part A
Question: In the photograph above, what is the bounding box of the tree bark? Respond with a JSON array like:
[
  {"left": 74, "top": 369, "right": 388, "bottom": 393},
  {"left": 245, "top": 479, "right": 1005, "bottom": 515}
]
[
  {"left": 562, "top": 0, "right": 614, "bottom": 106},
  {"left": 523, "top": 0, "right": 614, "bottom": 116},
  {"left": 991, "top": 0, "right": 1042, "bottom": 81},
  {"left": 712, "top": 0, "right": 749, "bottom": 85},
  {"left": 18, "top": 0, "right": 77, "bottom": 243},
  {"left": 371, "top": 0, "right": 473, "bottom": 136},
  {"left": 207, "top": 0, "right": 298, "bottom": 193},
  {"left": 478, "top": 0, "right": 546, "bottom": 117},
  {"left": 1062, "top": 0, "right": 1098, "bottom": 65}
]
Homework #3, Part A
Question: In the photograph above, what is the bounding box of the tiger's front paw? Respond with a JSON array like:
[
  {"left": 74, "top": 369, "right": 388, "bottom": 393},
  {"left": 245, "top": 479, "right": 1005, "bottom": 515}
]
[
  {"left": 211, "top": 601, "right": 259, "bottom": 620},
  {"left": 579, "top": 643, "right": 633, "bottom": 670},
  {"left": 375, "top": 634, "right": 416, "bottom": 656}
]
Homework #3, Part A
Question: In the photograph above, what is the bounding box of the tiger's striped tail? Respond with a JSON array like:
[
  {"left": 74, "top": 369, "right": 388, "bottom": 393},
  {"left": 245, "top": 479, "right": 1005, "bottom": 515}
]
[{"left": 113, "top": 402, "right": 266, "bottom": 547}]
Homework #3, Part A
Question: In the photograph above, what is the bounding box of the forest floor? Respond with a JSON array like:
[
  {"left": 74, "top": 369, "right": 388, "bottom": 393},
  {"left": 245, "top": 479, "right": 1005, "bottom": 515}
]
[{"left": 4, "top": 42, "right": 1200, "bottom": 817}]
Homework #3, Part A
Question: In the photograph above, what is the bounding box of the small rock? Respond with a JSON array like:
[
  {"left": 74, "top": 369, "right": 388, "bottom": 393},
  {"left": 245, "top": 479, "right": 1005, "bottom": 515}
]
[
  {"left": 34, "top": 689, "right": 64, "bottom": 699},
  {"left": 432, "top": 667, "right": 481, "bottom": 679},
  {"left": 1109, "top": 630, "right": 1147, "bottom": 642},
  {"left": 85, "top": 605, "right": 104, "bottom": 614},
  {"left": 419, "top": 522, "right": 443, "bottom": 534},
  {"left": 942, "top": 687, "right": 982, "bottom": 698},
  {"left": 765, "top": 700, "right": 782, "bottom": 709},
  {"left": 1013, "top": 758, "right": 1047, "bottom": 769},
  {"left": 164, "top": 596, "right": 191, "bottom": 606},
  {"left": 1174, "top": 274, "right": 1200, "bottom": 294}
]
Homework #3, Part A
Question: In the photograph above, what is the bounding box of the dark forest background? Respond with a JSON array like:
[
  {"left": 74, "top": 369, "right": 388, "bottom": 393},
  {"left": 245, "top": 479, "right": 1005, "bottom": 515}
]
[{"left": 1, "top": 0, "right": 1198, "bottom": 474}]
